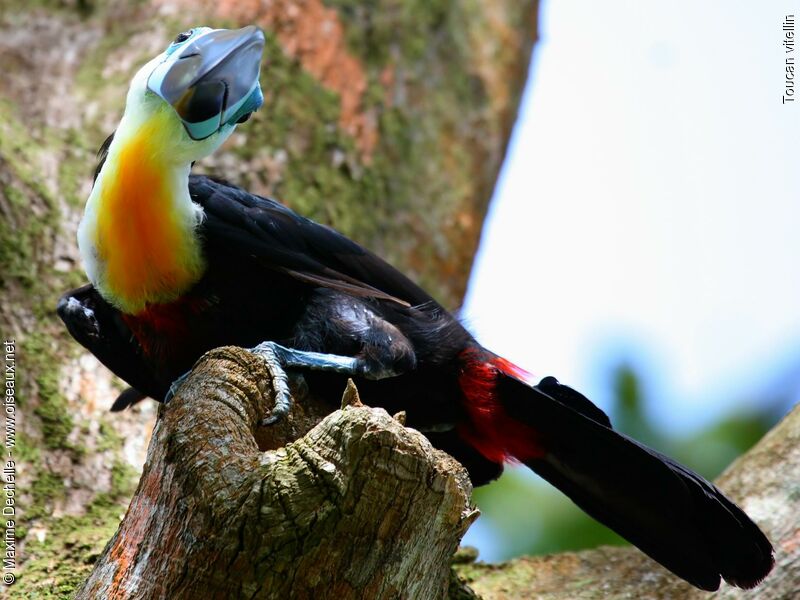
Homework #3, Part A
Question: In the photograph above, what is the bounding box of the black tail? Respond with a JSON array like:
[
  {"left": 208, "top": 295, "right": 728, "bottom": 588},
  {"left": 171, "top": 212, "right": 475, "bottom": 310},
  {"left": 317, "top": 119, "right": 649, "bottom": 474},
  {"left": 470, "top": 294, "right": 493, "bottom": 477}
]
[{"left": 495, "top": 372, "right": 774, "bottom": 591}]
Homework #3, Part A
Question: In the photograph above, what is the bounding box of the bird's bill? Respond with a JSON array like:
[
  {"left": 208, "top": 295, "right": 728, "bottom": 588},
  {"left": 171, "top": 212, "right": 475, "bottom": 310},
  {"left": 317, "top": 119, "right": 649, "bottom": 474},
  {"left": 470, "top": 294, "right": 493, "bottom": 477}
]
[{"left": 147, "top": 26, "right": 265, "bottom": 140}]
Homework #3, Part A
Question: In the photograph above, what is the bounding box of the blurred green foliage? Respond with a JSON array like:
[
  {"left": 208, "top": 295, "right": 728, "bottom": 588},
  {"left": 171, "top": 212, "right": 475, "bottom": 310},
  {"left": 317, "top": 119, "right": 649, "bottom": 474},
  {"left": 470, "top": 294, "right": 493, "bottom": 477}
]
[{"left": 471, "top": 364, "right": 784, "bottom": 561}]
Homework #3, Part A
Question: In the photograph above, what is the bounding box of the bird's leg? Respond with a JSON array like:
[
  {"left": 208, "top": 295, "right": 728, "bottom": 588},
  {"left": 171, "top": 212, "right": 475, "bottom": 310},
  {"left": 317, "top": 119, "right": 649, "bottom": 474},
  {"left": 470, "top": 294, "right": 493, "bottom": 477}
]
[
  {"left": 163, "top": 339, "right": 402, "bottom": 423},
  {"left": 414, "top": 423, "right": 457, "bottom": 433},
  {"left": 250, "top": 291, "right": 419, "bottom": 424},
  {"left": 162, "top": 360, "right": 294, "bottom": 419},
  {"left": 162, "top": 347, "right": 327, "bottom": 410},
  {"left": 250, "top": 341, "right": 394, "bottom": 425}
]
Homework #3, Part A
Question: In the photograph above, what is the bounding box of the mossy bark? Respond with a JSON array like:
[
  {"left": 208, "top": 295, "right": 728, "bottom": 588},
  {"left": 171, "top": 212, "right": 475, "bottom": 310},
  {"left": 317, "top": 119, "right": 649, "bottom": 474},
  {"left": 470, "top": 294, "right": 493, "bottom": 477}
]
[
  {"left": 76, "top": 347, "right": 477, "bottom": 599},
  {"left": 0, "top": 0, "right": 538, "bottom": 596}
]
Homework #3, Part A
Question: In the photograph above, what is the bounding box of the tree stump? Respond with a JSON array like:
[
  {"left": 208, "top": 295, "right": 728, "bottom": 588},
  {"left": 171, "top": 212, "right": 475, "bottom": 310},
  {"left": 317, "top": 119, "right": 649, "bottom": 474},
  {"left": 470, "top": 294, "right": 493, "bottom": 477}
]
[{"left": 75, "top": 347, "right": 477, "bottom": 599}]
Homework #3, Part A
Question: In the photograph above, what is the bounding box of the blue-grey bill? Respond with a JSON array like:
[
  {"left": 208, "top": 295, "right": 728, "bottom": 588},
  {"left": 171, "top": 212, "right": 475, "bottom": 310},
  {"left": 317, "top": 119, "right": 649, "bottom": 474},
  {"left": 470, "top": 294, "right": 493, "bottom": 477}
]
[{"left": 148, "top": 26, "right": 265, "bottom": 140}]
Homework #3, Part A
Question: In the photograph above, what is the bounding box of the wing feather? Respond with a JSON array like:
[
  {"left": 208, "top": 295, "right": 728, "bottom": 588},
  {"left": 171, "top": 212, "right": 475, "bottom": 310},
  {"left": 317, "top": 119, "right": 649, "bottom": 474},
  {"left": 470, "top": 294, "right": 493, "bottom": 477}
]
[{"left": 190, "top": 175, "right": 435, "bottom": 307}]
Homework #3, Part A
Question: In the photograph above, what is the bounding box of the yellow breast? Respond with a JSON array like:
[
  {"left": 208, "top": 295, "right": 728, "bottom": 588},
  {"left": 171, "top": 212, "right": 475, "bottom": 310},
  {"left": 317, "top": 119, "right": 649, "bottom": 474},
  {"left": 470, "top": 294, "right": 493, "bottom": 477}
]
[{"left": 92, "top": 119, "right": 205, "bottom": 314}]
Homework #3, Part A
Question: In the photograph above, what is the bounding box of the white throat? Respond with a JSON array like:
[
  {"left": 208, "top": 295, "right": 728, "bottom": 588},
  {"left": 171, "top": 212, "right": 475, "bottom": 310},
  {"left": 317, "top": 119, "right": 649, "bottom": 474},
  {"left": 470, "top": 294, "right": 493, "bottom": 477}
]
[{"left": 77, "top": 56, "right": 237, "bottom": 314}]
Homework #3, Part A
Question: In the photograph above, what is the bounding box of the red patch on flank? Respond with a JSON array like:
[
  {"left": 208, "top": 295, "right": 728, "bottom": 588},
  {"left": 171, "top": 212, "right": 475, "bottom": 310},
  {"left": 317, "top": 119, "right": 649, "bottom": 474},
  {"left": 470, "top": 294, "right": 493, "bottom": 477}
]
[
  {"left": 457, "top": 348, "right": 544, "bottom": 463},
  {"left": 491, "top": 355, "right": 536, "bottom": 385},
  {"left": 122, "top": 295, "right": 209, "bottom": 361}
]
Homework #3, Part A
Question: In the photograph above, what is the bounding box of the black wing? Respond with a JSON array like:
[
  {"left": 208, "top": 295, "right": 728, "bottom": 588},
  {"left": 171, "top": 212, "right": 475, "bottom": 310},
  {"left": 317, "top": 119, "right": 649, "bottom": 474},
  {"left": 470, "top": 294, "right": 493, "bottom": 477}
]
[
  {"left": 57, "top": 284, "right": 168, "bottom": 402},
  {"left": 190, "top": 175, "right": 439, "bottom": 308}
]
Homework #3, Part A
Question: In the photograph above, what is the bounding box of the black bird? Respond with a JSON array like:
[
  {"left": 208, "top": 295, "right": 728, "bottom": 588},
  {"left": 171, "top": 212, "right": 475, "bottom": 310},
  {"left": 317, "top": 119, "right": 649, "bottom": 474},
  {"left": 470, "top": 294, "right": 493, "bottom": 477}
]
[{"left": 58, "top": 25, "right": 774, "bottom": 591}]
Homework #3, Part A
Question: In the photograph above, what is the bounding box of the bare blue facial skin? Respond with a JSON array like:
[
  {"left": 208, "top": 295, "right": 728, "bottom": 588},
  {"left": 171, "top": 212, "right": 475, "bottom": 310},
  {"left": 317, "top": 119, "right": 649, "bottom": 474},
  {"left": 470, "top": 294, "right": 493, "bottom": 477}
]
[{"left": 147, "top": 26, "right": 265, "bottom": 140}]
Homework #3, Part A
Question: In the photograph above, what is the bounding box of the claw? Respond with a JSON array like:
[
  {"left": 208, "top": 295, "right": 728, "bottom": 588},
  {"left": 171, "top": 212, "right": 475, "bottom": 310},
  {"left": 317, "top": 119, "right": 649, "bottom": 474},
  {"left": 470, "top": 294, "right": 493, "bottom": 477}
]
[
  {"left": 247, "top": 341, "right": 398, "bottom": 425},
  {"left": 250, "top": 341, "right": 362, "bottom": 425},
  {"left": 252, "top": 342, "right": 294, "bottom": 426},
  {"left": 165, "top": 371, "right": 191, "bottom": 404}
]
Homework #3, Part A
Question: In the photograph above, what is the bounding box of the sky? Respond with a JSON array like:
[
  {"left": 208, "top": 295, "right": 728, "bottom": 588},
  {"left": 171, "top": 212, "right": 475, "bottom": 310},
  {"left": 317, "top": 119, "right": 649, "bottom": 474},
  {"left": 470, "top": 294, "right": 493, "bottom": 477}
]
[{"left": 463, "top": 0, "right": 800, "bottom": 436}]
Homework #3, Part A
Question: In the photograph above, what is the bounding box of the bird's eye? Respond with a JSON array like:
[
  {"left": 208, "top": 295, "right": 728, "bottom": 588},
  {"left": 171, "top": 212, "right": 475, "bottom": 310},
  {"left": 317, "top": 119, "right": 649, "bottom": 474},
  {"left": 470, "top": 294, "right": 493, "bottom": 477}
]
[{"left": 173, "top": 29, "right": 193, "bottom": 44}]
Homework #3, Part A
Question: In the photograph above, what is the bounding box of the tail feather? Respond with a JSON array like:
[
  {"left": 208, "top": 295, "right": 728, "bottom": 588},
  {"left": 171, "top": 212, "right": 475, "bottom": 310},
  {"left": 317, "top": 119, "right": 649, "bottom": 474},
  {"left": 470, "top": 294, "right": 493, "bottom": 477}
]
[{"left": 491, "top": 367, "right": 774, "bottom": 591}]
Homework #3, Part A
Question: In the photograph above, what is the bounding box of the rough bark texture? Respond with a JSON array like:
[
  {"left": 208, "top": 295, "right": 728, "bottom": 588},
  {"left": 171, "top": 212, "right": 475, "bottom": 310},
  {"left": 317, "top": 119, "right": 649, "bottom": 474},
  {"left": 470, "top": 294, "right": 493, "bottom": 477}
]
[
  {"left": 0, "top": 1, "right": 537, "bottom": 596},
  {"left": 452, "top": 403, "right": 800, "bottom": 600},
  {"left": 76, "top": 347, "right": 477, "bottom": 599}
]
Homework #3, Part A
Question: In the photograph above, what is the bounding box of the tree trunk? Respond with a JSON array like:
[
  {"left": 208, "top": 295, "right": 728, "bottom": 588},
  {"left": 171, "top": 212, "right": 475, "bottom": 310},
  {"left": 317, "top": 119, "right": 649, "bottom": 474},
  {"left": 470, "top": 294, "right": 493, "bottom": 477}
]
[
  {"left": 76, "top": 347, "right": 477, "bottom": 599},
  {"left": 0, "top": 0, "right": 538, "bottom": 596}
]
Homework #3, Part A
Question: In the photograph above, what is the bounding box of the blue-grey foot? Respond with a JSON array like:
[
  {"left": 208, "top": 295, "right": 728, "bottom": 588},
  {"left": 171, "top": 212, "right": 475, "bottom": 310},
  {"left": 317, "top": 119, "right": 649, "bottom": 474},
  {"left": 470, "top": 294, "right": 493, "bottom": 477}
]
[
  {"left": 162, "top": 361, "right": 304, "bottom": 410},
  {"left": 165, "top": 371, "right": 191, "bottom": 404},
  {"left": 249, "top": 341, "right": 401, "bottom": 425}
]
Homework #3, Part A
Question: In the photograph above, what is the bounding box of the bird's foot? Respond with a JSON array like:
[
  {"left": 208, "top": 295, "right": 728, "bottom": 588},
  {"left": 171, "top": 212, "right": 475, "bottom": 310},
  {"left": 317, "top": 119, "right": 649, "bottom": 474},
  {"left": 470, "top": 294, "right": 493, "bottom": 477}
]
[
  {"left": 251, "top": 342, "right": 293, "bottom": 425},
  {"left": 249, "top": 341, "right": 364, "bottom": 425},
  {"left": 164, "top": 371, "right": 191, "bottom": 404}
]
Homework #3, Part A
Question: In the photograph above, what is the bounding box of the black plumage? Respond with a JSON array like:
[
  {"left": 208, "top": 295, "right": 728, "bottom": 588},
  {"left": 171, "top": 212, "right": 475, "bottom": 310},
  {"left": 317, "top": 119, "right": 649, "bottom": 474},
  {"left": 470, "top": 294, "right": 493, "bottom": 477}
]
[{"left": 58, "top": 173, "right": 774, "bottom": 591}]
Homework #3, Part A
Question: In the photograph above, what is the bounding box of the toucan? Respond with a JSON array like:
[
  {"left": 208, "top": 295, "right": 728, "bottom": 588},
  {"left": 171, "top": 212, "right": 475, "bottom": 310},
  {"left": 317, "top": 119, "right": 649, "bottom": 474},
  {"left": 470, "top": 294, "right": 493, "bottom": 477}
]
[{"left": 58, "top": 25, "right": 774, "bottom": 591}]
